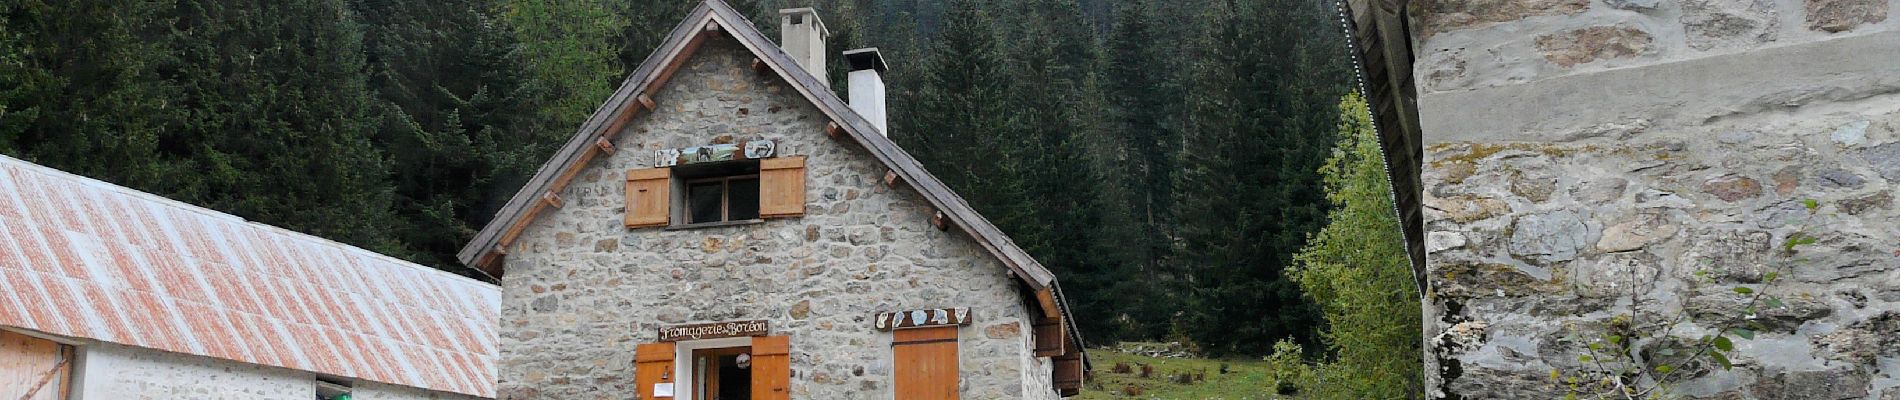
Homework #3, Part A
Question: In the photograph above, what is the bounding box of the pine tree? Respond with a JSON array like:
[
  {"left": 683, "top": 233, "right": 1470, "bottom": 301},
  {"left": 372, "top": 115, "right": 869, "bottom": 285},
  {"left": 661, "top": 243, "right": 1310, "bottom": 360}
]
[
  {"left": 1170, "top": 0, "right": 1349, "bottom": 355},
  {"left": 0, "top": 0, "right": 172, "bottom": 184},
  {"left": 897, "top": 0, "right": 1037, "bottom": 242},
  {"left": 150, "top": 0, "right": 408, "bottom": 256},
  {"left": 1102, "top": 0, "right": 1180, "bottom": 294},
  {"left": 351, "top": 0, "right": 570, "bottom": 275}
]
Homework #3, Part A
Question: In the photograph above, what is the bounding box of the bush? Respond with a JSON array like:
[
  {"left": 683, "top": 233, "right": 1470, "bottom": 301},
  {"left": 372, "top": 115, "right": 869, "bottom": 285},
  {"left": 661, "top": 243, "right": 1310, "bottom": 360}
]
[{"left": 1284, "top": 92, "right": 1425, "bottom": 399}]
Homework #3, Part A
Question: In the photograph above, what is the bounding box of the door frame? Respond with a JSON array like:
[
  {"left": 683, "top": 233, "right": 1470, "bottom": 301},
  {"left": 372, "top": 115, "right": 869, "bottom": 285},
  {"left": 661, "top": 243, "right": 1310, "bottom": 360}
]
[{"left": 673, "top": 337, "right": 752, "bottom": 400}]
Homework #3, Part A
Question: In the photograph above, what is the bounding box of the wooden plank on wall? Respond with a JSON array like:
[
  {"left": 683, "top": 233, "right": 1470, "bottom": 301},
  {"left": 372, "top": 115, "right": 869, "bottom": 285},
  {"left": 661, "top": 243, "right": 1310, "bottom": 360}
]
[
  {"left": 893, "top": 327, "right": 959, "bottom": 400},
  {"left": 1, "top": 330, "right": 69, "bottom": 400}
]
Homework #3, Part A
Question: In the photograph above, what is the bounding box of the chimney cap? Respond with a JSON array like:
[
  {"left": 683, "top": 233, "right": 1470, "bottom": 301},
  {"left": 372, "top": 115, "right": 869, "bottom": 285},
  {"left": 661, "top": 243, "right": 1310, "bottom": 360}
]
[
  {"left": 779, "top": 8, "right": 829, "bottom": 35},
  {"left": 843, "top": 48, "right": 888, "bottom": 73}
]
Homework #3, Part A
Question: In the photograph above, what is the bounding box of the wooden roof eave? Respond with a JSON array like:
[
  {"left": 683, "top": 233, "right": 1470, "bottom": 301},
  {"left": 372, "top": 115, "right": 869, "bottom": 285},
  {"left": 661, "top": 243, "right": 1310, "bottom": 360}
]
[
  {"left": 1336, "top": 0, "right": 1428, "bottom": 294},
  {"left": 457, "top": 6, "right": 719, "bottom": 274}
]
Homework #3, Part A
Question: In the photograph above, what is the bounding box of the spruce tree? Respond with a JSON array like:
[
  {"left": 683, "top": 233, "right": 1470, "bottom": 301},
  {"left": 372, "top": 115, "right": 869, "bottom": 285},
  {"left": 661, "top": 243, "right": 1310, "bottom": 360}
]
[
  {"left": 1171, "top": 0, "right": 1348, "bottom": 355},
  {"left": 1102, "top": 0, "right": 1180, "bottom": 296},
  {"left": 150, "top": 0, "right": 407, "bottom": 256},
  {"left": 897, "top": 0, "right": 1037, "bottom": 242}
]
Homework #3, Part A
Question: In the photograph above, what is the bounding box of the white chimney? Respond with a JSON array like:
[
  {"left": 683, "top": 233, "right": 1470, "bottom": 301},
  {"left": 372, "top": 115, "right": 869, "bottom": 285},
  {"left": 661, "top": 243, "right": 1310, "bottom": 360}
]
[
  {"left": 843, "top": 48, "right": 889, "bottom": 135},
  {"left": 779, "top": 8, "right": 830, "bottom": 86}
]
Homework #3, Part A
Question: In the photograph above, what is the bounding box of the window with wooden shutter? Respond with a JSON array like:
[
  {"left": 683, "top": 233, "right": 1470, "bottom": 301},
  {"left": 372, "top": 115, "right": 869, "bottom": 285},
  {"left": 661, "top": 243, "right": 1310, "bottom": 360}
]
[
  {"left": 758, "top": 156, "right": 806, "bottom": 218},
  {"left": 893, "top": 326, "right": 959, "bottom": 400},
  {"left": 750, "top": 336, "right": 792, "bottom": 400},
  {"left": 625, "top": 168, "right": 672, "bottom": 228},
  {"left": 635, "top": 342, "right": 676, "bottom": 399}
]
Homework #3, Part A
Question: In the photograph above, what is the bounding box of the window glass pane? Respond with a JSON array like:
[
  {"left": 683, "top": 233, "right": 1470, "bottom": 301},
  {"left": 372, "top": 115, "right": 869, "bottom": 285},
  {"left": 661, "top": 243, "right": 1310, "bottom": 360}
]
[
  {"left": 729, "top": 178, "right": 759, "bottom": 220},
  {"left": 688, "top": 181, "right": 725, "bottom": 224}
]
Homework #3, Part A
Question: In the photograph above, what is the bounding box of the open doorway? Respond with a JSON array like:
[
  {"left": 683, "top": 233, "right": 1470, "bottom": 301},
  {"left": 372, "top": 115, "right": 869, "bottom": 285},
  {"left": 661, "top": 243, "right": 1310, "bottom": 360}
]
[{"left": 691, "top": 346, "right": 751, "bottom": 400}]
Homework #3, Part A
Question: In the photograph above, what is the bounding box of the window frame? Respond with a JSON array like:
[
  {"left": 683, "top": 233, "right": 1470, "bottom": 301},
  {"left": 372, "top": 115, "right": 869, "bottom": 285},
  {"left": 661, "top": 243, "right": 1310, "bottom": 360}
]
[
  {"left": 668, "top": 159, "right": 764, "bottom": 230},
  {"left": 681, "top": 174, "right": 760, "bottom": 224}
]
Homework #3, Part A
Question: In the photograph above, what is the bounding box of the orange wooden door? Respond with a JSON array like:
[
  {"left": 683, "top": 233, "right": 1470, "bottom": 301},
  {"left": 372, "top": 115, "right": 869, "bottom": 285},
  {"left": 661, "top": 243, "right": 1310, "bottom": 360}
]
[
  {"left": 1, "top": 330, "right": 70, "bottom": 400},
  {"left": 893, "top": 326, "right": 959, "bottom": 400},
  {"left": 636, "top": 342, "right": 677, "bottom": 399},
  {"left": 750, "top": 336, "right": 791, "bottom": 400}
]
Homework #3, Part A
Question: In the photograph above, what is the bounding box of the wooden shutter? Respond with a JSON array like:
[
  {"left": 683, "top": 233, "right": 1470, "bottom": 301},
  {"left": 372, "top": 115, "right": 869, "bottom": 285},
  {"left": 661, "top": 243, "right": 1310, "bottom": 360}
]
[
  {"left": 751, "top": 336, "right": 792, "bottom": 400},
  {"left": 893, "top": 326, "right": 959, "bottom": 400},
  {"left": 1053, "top": 352, "right": 1084, "bottom": 396},
  {"left": 1033, "top": 317, "right": 1066, "bottom": 357},
  {"left": 635, "top": 342, "right": 676, "bottom": 399},
  {"left": 758, "top": 156, "right": 807, "bottom": 218},
  {"left": 625, "top": 168, "right": 672, "bottom": 228}
]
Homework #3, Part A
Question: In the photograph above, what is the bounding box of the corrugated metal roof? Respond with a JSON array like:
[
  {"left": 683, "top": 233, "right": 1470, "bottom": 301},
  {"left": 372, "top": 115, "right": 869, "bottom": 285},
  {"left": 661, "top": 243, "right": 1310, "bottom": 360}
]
[{"left": 0, "top": 155, "right": 499, "bottom": 398}]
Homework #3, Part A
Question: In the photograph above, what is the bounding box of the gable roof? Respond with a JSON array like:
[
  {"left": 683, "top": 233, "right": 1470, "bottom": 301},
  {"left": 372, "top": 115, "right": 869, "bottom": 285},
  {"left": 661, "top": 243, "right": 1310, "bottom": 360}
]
[
  {"left": 0, "top": 155, "right": 501, "bottom": 397},
  {"left": 1335, "top": 0, "right": 1426, "bottom": 291},
  {"left": 458, "top": 0, "right": 1086, "bottom": 381}
]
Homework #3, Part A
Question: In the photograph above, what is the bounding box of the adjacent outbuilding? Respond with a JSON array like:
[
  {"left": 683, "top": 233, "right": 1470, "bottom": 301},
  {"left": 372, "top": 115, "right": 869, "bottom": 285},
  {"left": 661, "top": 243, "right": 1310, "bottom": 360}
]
[{"left": 0, "top": 154, "right": 500, "bottom": 400}]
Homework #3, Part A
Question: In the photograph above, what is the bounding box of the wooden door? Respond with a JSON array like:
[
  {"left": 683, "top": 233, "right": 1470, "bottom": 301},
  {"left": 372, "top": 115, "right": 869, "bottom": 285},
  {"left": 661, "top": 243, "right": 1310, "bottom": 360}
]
[
  {"left": 749, "top": 336, "right": 791, "bottom": 400},
  {"left": 1, "top": 330, "right": 70, "bottom": 400},
  {"left": 893, "top": 326, "right": 958, "bottom": 400},
  {"left": 636, "top": 342, "right": 677, "bottom": 399}
]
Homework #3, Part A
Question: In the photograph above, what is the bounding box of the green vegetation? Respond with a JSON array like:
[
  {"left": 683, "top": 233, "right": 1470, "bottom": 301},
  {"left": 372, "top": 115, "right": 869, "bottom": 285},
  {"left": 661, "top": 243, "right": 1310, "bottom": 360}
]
[
  {"left": 1284, "top": 93, "right": 1425, "bottom": 398},
  {"left": 1078, "top": 342, "right": 1299, "bottom": 400},
  {"left": 0, "top": 0, "right": 1357, "bottom": 359}
]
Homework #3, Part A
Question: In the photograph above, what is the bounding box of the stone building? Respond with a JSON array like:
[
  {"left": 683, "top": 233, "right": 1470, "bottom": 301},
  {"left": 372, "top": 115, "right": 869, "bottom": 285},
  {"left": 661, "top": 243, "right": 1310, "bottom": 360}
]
[
  {"left": 0, "top": 155, "right": 500, "bottom": 400},
  {"left": 1343, "top": 0, "right": 1899, "bottom": 397},
  {"left": 456, "top": 1, "right": 1086, "bottom": 399}
]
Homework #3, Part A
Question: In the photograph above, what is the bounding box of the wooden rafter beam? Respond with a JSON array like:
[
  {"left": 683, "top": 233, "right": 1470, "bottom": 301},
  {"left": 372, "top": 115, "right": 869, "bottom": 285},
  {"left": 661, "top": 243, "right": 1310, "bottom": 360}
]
[
  {"left": 883, "top": 170, "right": 901, "bottom": 187},
  {"left": 825, "top": 121, "right": 844, "bottom": 139},
  {"left": 541, "top": 191, "right": 564, "bottom": 208},
  {"left": 637, "top": 93, "right": 657, "bottom": 111},
  {"left": 596, "top": 137, "right": 617, "bottom": 154},
  {"left": 931, "top": 210, "right": 948, "bottom": 231}
]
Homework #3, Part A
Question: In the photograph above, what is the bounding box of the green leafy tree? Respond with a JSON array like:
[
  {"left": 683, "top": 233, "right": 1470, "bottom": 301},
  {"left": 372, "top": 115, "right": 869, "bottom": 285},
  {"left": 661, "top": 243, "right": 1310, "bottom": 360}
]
[
  {"left": 1289, "top": 92, "right": 1423, "bottom": 399},
  {"left": 501, "top": 0, "right": 624, "bottom": 126}
]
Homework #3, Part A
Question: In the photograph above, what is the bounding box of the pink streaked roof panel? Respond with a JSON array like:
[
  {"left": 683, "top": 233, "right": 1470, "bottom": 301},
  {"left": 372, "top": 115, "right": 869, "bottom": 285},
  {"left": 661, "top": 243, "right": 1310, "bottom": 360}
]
[{"left": 0, "top": 156, "right": 499, "bottom": 397}]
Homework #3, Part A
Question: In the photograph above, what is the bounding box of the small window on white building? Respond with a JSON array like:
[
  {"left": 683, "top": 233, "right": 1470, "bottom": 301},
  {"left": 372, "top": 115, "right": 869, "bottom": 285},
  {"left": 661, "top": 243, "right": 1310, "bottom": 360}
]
[{"left": 315, "top": 376, "right": 352, "bottom": 400}]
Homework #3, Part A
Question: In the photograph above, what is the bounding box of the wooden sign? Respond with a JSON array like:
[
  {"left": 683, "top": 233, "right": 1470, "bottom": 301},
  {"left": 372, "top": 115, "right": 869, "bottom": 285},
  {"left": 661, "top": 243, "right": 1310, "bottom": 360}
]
[
  {"left": 654, "top": 140, "right": 776, "bottom": 167},
  {"left": 658, "top": 320, "right": 769, "bottom": 342},
  {"left": 875, "top": 308, "right": 972, "bottom": 331}
]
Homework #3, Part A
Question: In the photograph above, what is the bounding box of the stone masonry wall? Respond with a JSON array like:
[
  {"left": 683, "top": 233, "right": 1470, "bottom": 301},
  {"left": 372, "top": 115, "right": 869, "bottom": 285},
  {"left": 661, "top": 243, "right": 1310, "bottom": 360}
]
[
  {"left": 494, "top": 36, "right": 1054, "bottom": 400},
  {"left": 71, "top": 341, "right": 481, "bottom": 400},
  {"left": 1415, "top": 0, "right": 1896, "bottom": 94},
  {"left": 1414, "top": 0, "right": 1900, "bottom": 398}
]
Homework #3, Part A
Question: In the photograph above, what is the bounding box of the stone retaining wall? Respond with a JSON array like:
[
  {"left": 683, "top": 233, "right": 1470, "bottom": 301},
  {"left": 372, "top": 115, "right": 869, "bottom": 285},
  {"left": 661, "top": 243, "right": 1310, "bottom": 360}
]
[{"left": 1415, "top": 1, "right": 1900, "bottom": 397}]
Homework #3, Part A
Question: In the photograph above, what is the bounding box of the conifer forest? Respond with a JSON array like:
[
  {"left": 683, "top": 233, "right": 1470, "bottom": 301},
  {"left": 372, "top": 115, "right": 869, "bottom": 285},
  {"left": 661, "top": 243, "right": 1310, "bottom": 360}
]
[{"left": 0, "top": 0, "right": 1357, "bottom": 356}]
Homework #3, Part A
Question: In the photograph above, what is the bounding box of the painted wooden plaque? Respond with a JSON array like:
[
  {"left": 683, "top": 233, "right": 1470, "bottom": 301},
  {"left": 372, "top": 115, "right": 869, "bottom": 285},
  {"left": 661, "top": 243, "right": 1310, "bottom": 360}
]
[
  {"left": 874, "top": 308, "right": 972, "bottom": 331},
  {"left": 657, "top": 320, "right": 770, "bottom": 342},
  {"left": 655, "top": 140, "right": 776, "bottom": 167}
]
